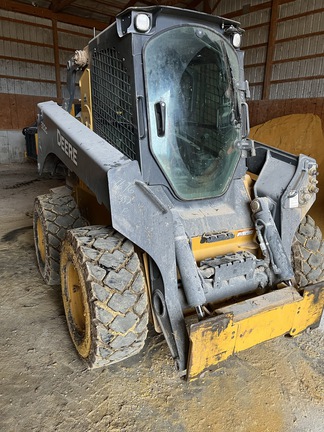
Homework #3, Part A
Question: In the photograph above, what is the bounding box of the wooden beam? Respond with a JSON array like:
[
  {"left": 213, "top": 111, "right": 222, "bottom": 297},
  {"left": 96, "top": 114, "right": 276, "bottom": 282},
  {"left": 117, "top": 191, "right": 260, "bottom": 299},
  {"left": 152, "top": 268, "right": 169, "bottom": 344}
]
[
  {"left": 211, "top": 0, "right": 223, "bottom": 14},
  {"left": 262, "top": 0, "right": 279, "bottom": 99},
  {"left": 0, "top": 15, "right": 93, "bottom": 37},
  {"left": 0, "top": 0, "right": 107, "bottom": 30},
  {"left": 52, "top": 18, "right": 62, "bottom": 100},
  {"left": 0, "top": 74, "right": 58, "bottom": 84},
  {"left": 278, "top": 6, "right": 324, "bottom": 22},
  {"left": 0, "top": 35, "right": 88, "bottom": 54},
  {"left": 51, "top": 0, "right": 114, "bottom": 20},
  {"left": 221, "top": 0, "right": 294, "bottom": 20},
  {"left": 0, "top": 36, "right": 54, "bottom": 49},
  {"left": 203, "top": 0, "right": 212, "bottom": 14},
  {"left": 157, "top": 0, "right": 189, "bottom": 5},
  {"left": 222, "top": 2, "right": 271, "bottom": 19},
  {"left": 187, "top": 0, "right": 204, "bottom": 10},
  {"left": 0, "top": 55, "right": 55, "bottom": 67},
  {"left": 277, "top": 30, "right": 324, "bottom": 44},
  {"left": 50, "top": 1, "right": 77, "bottom": 13},
  {"left": 271, "top": 75, "right": 324, "bottom": 84},
  {"left": 250, "top": 75, "right": 324, "bottom": 88},
  {"left": 123, "top": 0, "right": 140, "bottom": 9}
]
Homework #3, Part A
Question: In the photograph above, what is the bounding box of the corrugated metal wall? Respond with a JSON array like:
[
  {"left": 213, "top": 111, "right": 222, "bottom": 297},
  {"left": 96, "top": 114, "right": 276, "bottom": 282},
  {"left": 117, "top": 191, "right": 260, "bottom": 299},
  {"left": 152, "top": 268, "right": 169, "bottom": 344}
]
[
  {"left": 0, "top": 10, "right": 92, "bottom": 98},
  {"left": 216, "top": 0, "right": 324, "bottom": 101},
  {"left": 0, "top": 9, "right": 95, "bottom": 162}
]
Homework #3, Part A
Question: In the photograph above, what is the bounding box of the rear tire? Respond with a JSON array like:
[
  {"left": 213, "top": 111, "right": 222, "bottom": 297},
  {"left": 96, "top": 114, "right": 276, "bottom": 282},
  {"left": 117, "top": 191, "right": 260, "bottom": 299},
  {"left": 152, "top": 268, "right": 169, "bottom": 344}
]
[
  {"left": 292, "top": 215, "right": 324, "bottom": 287},
  {"left": 33, "top": 192, "right": 86, "bottom": 285},
  {"left": 60, "top": 226, "right": 149, "bottom": 368}
]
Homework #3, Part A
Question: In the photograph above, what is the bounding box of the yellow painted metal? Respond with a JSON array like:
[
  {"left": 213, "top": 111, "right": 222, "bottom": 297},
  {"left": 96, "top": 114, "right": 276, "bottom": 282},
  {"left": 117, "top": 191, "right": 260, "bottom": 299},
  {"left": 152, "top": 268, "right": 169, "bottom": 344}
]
[
  {"left": 36, "top": 218, "right": 46, "bottom": 264},
  {"left": 79, "top": 68, "right": 93, "bottom": 130},
  {"left": 191, "top": 228, "right": 258, "bottom": 263},
  {"left": 61, "top": 249, "right": 91, "bottom": 358},
  {"left": 66, "top": 262, "right": 86, "bottom": 335},
  {"left": 187, "top": 283, "right": 324, "bottom": 379},
  {"left": 290, "top": 285, "right": 324, "bottom": 335},
  {"left": 73, "top": 180, "right": 111, "bottom": 225},
  {"left": 70, "top": 104, "right": 76, "bottom": 117},
  {"left": 243, "top": 173, "right": 254, "bottom": 200},
  {"left": 35, "top": 132, "right": 39, "bottom": 155}
]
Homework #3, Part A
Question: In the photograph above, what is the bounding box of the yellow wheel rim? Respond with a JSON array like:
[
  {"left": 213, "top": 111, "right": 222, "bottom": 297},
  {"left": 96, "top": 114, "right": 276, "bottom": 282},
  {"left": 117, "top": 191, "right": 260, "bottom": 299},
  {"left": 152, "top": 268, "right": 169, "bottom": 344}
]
[
  {"left": 63, "top": 256, "right": 91, "bottom": 358},
  {"left": 36, "top": 218, "right": 46, "bottom": 264}
]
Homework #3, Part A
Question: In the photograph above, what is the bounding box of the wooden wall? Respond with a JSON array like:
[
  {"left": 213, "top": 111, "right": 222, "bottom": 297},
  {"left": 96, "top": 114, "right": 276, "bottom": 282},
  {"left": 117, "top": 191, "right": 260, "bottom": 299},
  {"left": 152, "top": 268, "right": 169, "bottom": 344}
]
[{"left": 0, "top": 94, "right": 54, "bottom": 130}]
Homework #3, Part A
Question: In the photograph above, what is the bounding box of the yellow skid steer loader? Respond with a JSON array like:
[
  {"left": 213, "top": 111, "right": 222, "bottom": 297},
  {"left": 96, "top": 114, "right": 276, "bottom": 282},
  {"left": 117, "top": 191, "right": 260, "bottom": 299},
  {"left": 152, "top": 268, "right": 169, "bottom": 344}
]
[{"left": 33, "top": 6, "right": 324, "bottom": 379}]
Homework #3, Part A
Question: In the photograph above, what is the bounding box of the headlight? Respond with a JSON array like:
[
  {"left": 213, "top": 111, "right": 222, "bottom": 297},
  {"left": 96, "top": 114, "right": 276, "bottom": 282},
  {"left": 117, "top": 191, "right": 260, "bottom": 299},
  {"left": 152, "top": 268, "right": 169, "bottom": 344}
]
[
  {"left": 135, "top": 13, "right": 151, "bottom": 33},
  {"left": 232, "top": 33, "right": 242, "bottom": 48}
]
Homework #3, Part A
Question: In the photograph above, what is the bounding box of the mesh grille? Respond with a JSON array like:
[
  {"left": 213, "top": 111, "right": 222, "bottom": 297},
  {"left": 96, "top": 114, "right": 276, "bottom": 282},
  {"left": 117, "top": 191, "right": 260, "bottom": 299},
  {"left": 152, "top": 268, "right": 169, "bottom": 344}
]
[
  {"left": 191, "top": 63, "right": 224, "bottom": 125},
  {"left": 91, "top": 47, "right": 136, "bottom": 160}
]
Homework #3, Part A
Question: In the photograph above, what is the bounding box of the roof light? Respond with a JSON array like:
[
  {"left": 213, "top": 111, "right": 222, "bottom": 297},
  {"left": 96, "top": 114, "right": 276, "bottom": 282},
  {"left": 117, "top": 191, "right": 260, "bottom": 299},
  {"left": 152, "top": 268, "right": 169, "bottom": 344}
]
[
  {"left": 224, "top": 25, "right": 244, "bottom": 48},
  {"left": 232, "top": 33, "right": 242, "bottom": 48},
  {"left": 135, "top": 13, "right": 151, "bottom": 33}
]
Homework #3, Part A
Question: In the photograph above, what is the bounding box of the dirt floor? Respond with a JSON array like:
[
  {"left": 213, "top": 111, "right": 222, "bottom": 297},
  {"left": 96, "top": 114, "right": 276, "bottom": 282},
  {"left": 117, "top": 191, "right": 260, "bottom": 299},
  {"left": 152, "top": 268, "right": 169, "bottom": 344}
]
[{"left": 1, "top": 162, "right": 324, "bottom": 432}]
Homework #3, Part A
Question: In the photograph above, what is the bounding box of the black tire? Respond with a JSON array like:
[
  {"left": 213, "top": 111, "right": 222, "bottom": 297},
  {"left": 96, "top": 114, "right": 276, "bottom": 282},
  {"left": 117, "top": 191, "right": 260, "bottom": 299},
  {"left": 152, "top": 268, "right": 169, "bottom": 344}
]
[
  {"left": 33, "top": 192, "right": 86, "bottom": 285},
  {"left": 292, "top": 215, "right": 324, "bottom": 287},
  {"left": 60, "top": 226, "right": 149, "bottom": 368}
]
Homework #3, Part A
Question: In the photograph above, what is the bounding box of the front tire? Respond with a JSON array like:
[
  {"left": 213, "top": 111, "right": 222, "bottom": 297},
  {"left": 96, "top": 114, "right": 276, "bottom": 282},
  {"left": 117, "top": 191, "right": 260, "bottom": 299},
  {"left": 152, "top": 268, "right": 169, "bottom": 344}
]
[
  {"left": 292, "top": 215, "right": 324, "bottom": 287},
  {"left": 60, "top": 226, "right": 149, "bottom": 368},
  {"left": 33, "top": 192, "right": 86, "bottom": 285}
]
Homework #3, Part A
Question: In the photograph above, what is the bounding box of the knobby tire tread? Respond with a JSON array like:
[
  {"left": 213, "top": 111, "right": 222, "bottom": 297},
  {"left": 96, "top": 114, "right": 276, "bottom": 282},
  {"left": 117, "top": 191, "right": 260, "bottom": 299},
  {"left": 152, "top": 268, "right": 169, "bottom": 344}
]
[
  {"left": 292, "top": 215, "right": 324, "bottom": 287},
  {"left": 33, "top": 192, "right": 86, "bottom": 285},
  {"left": 61, "top": 226, "right": 149, "bottom": 368}
]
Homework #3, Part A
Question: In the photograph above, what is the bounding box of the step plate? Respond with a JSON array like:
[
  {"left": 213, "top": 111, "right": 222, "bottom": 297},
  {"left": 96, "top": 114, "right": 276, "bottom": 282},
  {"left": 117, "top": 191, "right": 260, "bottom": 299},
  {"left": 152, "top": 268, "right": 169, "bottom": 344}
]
[{"left": 187, "top": 283, "right": 324, "bottom": 380}]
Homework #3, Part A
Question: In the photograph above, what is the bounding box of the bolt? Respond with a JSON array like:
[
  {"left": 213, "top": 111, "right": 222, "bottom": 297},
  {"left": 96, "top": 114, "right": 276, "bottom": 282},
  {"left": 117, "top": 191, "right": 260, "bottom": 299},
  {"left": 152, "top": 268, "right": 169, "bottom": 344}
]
[{"left": 251, "top": 199, "right": 261, "bottom": 213}]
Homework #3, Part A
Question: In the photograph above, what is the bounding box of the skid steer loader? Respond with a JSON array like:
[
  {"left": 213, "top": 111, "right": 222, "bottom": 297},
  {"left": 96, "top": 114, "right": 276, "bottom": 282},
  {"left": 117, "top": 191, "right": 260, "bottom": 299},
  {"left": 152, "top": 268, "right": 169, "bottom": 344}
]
[{"left": 33, "top": 6, "right": 324, "bottom": 379}]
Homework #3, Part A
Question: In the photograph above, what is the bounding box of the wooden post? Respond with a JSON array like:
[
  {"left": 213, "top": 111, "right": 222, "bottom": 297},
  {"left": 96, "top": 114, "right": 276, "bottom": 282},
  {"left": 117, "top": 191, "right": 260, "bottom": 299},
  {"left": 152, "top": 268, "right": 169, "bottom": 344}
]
[
  {"left": 52, "top": 18, "right": 62, "bottom": 100},
  {"left": 203, "top": 0, "right": 212, "bottom": 14},
  {"left": 262, "top": 0, "right": 280, "bottom": 100},
  {"left": 211, "top": 0, "right": 223, "bottom": 14}
]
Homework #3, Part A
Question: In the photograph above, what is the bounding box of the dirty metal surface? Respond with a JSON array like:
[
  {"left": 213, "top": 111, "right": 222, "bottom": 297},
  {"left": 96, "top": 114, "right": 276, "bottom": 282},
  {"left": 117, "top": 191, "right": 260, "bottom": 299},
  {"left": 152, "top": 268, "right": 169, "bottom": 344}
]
[{"left": 188, "top": 285, "right": 324, "bottom": 380}]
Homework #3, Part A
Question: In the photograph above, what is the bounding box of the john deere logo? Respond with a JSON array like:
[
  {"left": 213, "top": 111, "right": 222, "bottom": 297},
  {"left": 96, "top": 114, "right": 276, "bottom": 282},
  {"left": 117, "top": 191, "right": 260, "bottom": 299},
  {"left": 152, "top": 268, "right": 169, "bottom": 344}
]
[{"left": 57, "top": 129, "right": 78, "bottom": 166}]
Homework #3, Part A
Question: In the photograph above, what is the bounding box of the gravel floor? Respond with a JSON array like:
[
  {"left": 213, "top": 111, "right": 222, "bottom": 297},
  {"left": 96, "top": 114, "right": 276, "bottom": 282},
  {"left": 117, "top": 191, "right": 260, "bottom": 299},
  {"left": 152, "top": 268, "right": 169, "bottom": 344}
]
[{"left": 1, "top": 162, "right": 323, "bottom": 432}]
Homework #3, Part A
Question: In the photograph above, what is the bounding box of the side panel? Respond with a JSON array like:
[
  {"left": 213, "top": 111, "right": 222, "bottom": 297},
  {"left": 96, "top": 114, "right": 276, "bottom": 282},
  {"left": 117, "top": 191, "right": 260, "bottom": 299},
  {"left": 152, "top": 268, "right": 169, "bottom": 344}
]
[
  {"left": 37, "top": 101, "right": 130, "bottom": 211},
  {"left": 108, "top": 163, "right": 188, "bottom": 368}
]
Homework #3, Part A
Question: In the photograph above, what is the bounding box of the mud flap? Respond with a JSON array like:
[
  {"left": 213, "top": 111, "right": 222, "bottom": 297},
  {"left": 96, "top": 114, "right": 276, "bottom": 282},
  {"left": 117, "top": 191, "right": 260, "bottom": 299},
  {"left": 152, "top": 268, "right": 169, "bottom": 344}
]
[{"left": 187, "top": 282, "right": 324, "bottom": 380}]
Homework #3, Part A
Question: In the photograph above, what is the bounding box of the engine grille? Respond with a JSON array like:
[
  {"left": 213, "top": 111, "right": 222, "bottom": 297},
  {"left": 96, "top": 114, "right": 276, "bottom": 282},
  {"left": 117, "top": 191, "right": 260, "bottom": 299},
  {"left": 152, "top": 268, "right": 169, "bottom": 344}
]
[{"left": 91, "top": 47, "right": 136, "bottom": 160}]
